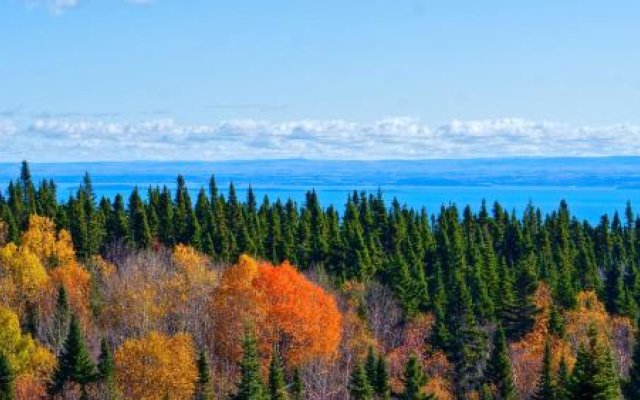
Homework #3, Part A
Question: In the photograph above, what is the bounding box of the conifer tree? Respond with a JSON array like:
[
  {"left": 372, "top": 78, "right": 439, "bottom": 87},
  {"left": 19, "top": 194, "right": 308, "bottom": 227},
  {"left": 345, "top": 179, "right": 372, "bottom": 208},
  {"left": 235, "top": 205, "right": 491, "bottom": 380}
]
[
  {"left": 97, "top": 338, "right": 119, "bottom": 399},
  {"left": 555, "top": 357, "right": 571, "bottom": 400},
  {"left": 235, "top": 330, "right": 266, "bottom": 400},
  {"left": 49, "top": 315, "right": 96, "bottom": 398},
  {"left": 364, "top": 347, "right": 378, "bottom": 389},
  {"left": 268, "top": 349, "right": 288, "bottom": 400},
  {"left": 374, "top": 354, "right": 391, "bottom": 400},
  {"left": 400, "top": 355, "right": 434, "bottom": 400},
  {"left": 570, "top": 326, "right": 621, "bottom": 399},
  {"left": 486, "top": 327, "right": 516, "bottom": 400},
  {"left": 195, "top": 349, "right": 214, "bottom": 400},
  {"left": 533, "top": 339, "right": 555, "bottom": 400},
  {"left": 51, "top": 285, "right": 71, "bottom": 353},
  {"left": 0, "top": 353, "right": 14, "bottom": 400},
  {"left": 291, "top": 368, "right": 304, "bottom": 400},
  {"left": 349, "top": 363, "right": 373, "bottom": 400}
]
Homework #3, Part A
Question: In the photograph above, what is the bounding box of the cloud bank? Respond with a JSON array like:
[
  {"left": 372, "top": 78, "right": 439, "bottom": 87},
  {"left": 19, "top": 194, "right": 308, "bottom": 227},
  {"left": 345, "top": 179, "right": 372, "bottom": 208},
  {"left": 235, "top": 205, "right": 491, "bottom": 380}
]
[
  {"left": 26, "top": 0, "right": 151, "bottom": 13},
  {"left": 2, "top": 116, "right": 640, "bottom": 162}
]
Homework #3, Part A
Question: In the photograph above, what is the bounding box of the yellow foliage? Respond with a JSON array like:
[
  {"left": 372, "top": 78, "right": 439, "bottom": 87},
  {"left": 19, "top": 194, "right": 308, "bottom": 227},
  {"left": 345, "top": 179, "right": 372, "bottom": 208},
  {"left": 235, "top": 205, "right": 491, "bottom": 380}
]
[
  {"left": 21, "top": 215, "right": 75, "bottom": 269},
  {"left": 0, "top": 306, "right": 56, "bottom": 378},
  {"left": 115, "top": 331, "right": 198, "bottom": 400},
  {"left": 0, "top": 243, "right": 48, "bottom": 306}
]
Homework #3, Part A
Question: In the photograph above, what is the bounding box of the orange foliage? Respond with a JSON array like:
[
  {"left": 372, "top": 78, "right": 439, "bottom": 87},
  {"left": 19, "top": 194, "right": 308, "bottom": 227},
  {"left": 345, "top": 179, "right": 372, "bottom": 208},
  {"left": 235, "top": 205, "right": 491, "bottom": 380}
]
[
  {"left": 48, "top": 262, "right": 92, "bottom": 329},
  {"left": 15, "top": 373, "right": 48, "bottom": 400},
  {"left": 114, "top": 331, "right": 198, "bottom": 400},
  {"left": 387, "top": 314, "right": 452, "bottom": 396},
  {"left": 212, "top": 255, "right": 342, "bottom": 367}
]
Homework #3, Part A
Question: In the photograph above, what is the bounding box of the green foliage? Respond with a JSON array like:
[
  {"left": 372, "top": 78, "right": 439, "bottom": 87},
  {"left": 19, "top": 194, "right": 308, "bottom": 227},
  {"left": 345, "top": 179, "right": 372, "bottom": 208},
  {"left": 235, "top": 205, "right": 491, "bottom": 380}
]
[
  {"left": 49, "top": 314, "right": 96, "bottom": 396},
  {"left": 268, "top": 349, "right": 288, "bottom": 400},
  {"left": 290, "top": 368, "right": 304, "bottom": 400},
  {"left": 195, "top": 349, "right": 214, "bottom": 400},
  {"left": 235, "top": 331, "right": 266, "bottom": 400},
  {"left": 533, "top": 339, "right": 555, "bottom": 400},
  {"left": 0, "top": 353, "right": 15, "bottom": 400},
  {"left": 400, "top": 355, "right": 434, "bottom": 400},
  {"left": 485, "top": 327, "right": 516, "bottom": 400},
  {"left": 349, "top": 362, "right": 373, "bottom": 400},
  {"left": 570, "top": 326, "right": 621, "bottom": 399}
]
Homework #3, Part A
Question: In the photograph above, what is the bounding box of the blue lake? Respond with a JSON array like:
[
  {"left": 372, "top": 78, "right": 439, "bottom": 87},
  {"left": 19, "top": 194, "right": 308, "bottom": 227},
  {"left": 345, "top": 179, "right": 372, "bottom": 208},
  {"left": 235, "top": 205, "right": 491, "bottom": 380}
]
[{"left": 2, "top": 158, "right": 640, "bottom": 223}]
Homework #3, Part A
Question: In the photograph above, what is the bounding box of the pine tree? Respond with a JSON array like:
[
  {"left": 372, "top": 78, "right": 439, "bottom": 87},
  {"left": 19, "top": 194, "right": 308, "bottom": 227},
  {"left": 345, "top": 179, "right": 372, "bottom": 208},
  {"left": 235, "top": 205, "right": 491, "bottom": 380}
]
[
  {"left": 51, "top": 285, "right": 71, "bottom": 353},
  {"left": 555, "top": 357, "right": 571, "bottom": 400},
  {"left": 291, "top": 368, "right": 304, "bottom": 400},
  {"left": 364, "top": 347, "right": 378, "bottom": 389},
  {"left": 533, "top": 339, "right": 555, "bottom": 400},
  {"left": 349, "top": 363, "right": 373, "bottom": 400},
  {"left": 97, "top": 338, "right": 119, "bottom": 399},
  {"left": 570, "top": 325, "right": 621, "bottom": 399},
  {"left": 0, "top": 353, "right": 15, "bottom": 400},
  {"left": 49, "top": 314, "right": 96, "bottom": 397},
  {"left": 400, "top": 355, "right": 434, "bottom": 400},
  {"left": 374, "top": 354, "right": 391, "bottom": 400},
  {"left": 268, "top": 349, "right": 288, "bottom": 400},
  {"left": 485, "top": 327, "right": 516, "bottom": 400},
  {"left": 235, "top": 331, "right": 266, "bottom": 400},
  {"left": 195, "top": 349, "right": 214, "bottom": 400}
]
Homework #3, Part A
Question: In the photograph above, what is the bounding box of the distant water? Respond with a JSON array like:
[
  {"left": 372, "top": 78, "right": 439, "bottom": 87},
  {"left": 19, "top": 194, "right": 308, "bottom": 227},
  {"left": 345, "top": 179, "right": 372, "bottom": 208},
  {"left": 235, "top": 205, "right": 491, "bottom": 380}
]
[{"left": 2, "top": 158, "right": 640, "bottom": 223}]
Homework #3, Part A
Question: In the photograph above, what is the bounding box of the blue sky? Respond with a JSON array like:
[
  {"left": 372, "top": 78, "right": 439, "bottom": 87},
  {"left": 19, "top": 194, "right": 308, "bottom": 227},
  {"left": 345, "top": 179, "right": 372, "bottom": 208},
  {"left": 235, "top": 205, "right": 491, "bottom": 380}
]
[{"left": 1, "top": 0, "right": 640, "bottom": 161}]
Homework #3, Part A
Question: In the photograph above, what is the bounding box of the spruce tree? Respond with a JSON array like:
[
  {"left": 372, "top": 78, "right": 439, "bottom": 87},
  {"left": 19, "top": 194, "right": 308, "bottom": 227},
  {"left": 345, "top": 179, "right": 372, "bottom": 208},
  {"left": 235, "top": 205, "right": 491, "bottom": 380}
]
[
  {"left": 480, "top": 384, "right": 493, "bottom": 400},
  {"left": 555, "top": 357, "right": 571, "bottom": 400},
  {"left": 51, "top": 285, "right": 71, "bottom": 353},
  {"left": 97, "top": 338, "right": 118, "bottom": 399},
  {"left": 0, "top": 353, "right": 15, "bottom": 400},
  {"left": 49, "top": 314, "right": 96, "bottom": 397},
  {"left": 364, "top": 347, "right": 378, "bottom": 389},
  {"left": 349, "top": 363, "right": 373, "bottom": 400},
  {"left": 374, "top": 354, "right": 391, "bottom": 400},
  {"left": 400, "top": 355, "right": 434, "bottom": 400},
  {"left": 235, "top": 331, "right": 266, "bottom": 400},
  {"left": 268, "top": 349, "right": 288, "bottom": 400},
  {"left": 533, "top": 339, "right": 555, "bottom": 400},
  {"left": 570, "top": 326, "right": 621, "bottom": 399},
  {"left": 485, "top": 327, "right": 516, "bottom": 400},
  {"left": 291, "top": 368, "right": 304, "bottom": 400},
  {"left": 195, "top": 349, "right": 214, "bottom": 400}
]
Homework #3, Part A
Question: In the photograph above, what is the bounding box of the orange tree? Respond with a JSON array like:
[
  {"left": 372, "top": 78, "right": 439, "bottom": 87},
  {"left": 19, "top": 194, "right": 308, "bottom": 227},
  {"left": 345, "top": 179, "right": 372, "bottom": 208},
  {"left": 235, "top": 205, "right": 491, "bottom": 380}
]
[{"left": 211, "top": 255, "right": 342, "bottom": 367}]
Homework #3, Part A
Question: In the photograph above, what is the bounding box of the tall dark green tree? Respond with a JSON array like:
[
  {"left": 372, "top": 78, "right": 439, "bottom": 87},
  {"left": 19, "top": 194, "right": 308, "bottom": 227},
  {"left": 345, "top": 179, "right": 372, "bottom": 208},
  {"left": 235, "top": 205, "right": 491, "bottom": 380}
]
[
  {"left": 570, "top": 326, "right": 621, "bottom": 399},
  {"left": 349, "top": 362, "right": 373, "bottom": 400},
  {"left": 374, "top": 354, "right": 391, "bottom": 400},
  {"left": 97, "top": 338, "right": 118, "bottom": 399},
  {"left": 291, "top": 368, "right": 304, "bottom": 400},
  {"left": 235, "top": 331, "right": 266, "bottom": 400},
  {"left": 485, "top": 327, "right": 516, "bottom": 400},
  {"left": 195, "top": 349, "right": 214, "bottom": 400},
  {"left": 400, "top": 355, "right": 435, "bottom": 400},
  {"left": 0, "top": 353, "right": 14, "bottom": 400},
  {"left": 533, "top": 339, "right": 555, "bottom": 400},
  {"left": 49, "top": 315, "right": 96, "bottom": 398},
  {"left": 268, "top": 349, "right": 288, "bottom": 400}
]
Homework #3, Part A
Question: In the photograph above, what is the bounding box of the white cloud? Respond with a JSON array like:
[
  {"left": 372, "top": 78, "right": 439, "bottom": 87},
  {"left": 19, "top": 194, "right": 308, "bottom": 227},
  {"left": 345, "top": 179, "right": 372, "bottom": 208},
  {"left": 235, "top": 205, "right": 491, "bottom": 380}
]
[
  {"left": 25, "top": 0, "right": 152, "bottom": 13},
  {"left": 2, "top": 116, "right": 640, "bottom": 162}
]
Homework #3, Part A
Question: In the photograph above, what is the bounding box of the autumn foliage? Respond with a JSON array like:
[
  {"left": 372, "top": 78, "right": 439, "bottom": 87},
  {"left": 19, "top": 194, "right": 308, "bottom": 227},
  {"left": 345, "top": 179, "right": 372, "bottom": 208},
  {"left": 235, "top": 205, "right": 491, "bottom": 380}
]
[{"left": 212, "top": 255, "right": 342, "bottom": 366}]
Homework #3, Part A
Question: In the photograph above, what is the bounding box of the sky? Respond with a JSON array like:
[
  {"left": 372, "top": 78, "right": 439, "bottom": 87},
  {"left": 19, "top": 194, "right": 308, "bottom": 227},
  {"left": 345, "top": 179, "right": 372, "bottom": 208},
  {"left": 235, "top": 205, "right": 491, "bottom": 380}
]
[{"left": 1, "top": 0, "right": 640, "bottom": 161}]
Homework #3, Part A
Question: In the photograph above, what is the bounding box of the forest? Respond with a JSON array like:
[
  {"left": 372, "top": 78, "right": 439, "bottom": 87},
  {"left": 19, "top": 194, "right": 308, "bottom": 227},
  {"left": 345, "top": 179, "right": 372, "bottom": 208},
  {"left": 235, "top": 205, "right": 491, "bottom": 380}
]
[{"left": 0, "top": 161, "right": 640, "bottom": 399}]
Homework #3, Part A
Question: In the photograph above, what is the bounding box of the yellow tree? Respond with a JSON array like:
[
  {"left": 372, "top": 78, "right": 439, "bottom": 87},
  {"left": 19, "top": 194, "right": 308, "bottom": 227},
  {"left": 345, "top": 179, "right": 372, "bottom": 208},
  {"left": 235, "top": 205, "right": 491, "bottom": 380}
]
[
  {"left": 114, "top": 331, "right": 198, "bottom": 399},
  {"left": 0, "top": 305, "right": 56, "bottom": 397},
  {"left": 0, "top": 243, "right": 48, "bottom": 309},
  {"left": 20, "top": 215, "right": 75, "bottom": 269}
]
